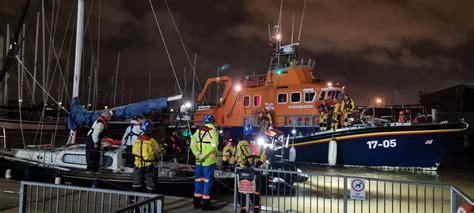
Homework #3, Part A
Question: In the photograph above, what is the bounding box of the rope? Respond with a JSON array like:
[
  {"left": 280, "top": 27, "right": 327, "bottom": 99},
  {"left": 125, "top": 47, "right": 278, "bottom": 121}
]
[
  {"left": 15, "top": 56, "right": 70, "bottom": 114},
  {"left": 148, "top": 0, "right": 183, "bottom": 95},
  {"left": 18, "top": 102, "right": 27, "bottom": 149},
  {"left": 164, "top": 0, "right": 204, "bottom": 98}
]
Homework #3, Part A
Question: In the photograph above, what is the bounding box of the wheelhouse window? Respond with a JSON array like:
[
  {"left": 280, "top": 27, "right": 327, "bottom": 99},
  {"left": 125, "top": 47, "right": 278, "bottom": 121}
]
[
  {"left": 291, "top": 92, "right": 301, "bottom": 103},
  {"left": 277, "top": 93, "right": 287, "bottom": 104},
  {"left": 253, "top": 95, "right": 261, "bottom": 107},
  {"left": 304, "top": 89, "right": 316, "bottom": 103},
  {"left": 243, "top": 96, "right": 250, "bottom": 107},
  {"left": 319, "top": 91, "right": 326, "bottom": 100},
  {"left": 336, "top": 91, "right": 342, "bottom": 100},
  {"left": 327, "top": 91, "right": 335, "bottom": 100}
]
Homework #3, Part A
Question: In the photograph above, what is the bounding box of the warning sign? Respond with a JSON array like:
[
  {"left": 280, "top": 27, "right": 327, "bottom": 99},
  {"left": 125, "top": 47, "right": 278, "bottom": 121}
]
[
  {"left": 350, "top": 178, "right": 366, "bottom": 200},
  {"left": 238, "top": 180, "right": 255, "bottom": 194}
]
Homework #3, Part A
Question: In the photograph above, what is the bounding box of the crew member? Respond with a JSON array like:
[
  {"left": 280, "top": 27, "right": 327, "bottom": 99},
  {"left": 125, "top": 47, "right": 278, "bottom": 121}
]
[
  {"left": 332, "top": 97, "right": 343, "bottom": 130},
  {"left": 222, "top": 137, "right": 235, "bottom": 170},
  {"left": 166, "top": 130, "right": 181, "bottom": 155},
  {"left": 341, "top": 93, "right": 355, "bottom": 127},
  {"left": 318, "top": 100, "right": 333, "bottom": 131},
  {"left": 398, "top": 110, "right": 406, "bottom": 123},
  {"left": 190, "top": 114, "right": 218, "bottom": 210},
  {"left": 132, "top": 120, "right": 161, "bottom": 193},
  {"left": 121, "top": 115, "right": 144, "bottom": 167},
  {"left": 86, "top": 111, "right": 113, "bottom": 172},
  {"left": 235, "top": 136, "right": 267, "bottom": 213},
  {"left": 259, "top": 109, "right": 273, "bottom": 131}
]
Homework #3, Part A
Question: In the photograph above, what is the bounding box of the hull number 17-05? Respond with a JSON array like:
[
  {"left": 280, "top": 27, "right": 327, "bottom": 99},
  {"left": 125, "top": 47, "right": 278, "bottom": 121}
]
[{"left": 367, "top": 139, "right": 397, "bottom": 149}]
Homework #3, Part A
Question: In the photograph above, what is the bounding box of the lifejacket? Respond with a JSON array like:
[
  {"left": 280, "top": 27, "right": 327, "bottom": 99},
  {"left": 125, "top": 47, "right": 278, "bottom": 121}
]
[
  {"left": 342, "top": 98, "right": 355, "bottom": 113},
  {"left": 124, "top": 120, "right": 141, "bottom": 146},
  {"left": 236, "top": 140, "right": 267, "bottom": 168},
  {"left": 132, "top": 135, "right": 162, "bottom": 168},
  {"left": 87, "top": 115, "right": 109, "bottom": 140},
  {"left": 190, "top": 123, "right": 218, "bottom": 166},
  {"left": 222, "top": 142, "right": 236, "bottom": 164}
]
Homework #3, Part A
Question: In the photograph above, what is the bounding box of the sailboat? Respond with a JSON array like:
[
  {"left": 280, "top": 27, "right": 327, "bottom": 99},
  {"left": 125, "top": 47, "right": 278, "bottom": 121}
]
[{"left": 0, "top": 0, "right": 195, "bottom": 185}]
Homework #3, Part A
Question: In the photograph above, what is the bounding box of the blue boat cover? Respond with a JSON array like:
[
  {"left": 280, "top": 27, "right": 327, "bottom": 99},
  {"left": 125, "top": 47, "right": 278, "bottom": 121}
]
[{"left": 67, "top": 97, "right": 168, "bottom": 130}]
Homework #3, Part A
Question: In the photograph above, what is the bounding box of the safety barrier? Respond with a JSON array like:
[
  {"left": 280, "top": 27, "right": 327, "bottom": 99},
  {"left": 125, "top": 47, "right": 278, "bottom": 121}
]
[
  {"left": 19, "top": 181, "right": 164, "bottom": 213},
  {"left": 234, "top": 167, "right": 474, "bottom": 213}
]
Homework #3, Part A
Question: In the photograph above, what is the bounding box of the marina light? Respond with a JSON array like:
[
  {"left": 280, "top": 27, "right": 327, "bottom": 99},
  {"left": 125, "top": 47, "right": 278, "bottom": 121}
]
[
  {"left": 291, "top": 129, "right": 297, "bottom": 135},
  {"left": 219, "top": 130, "right": 223, "bottom": 134},
  {"left": 104, "top": 106, "right": 109, "bottom": 109},
  {"left": 276, "top": 34, "right": 282, "bottom": 41},
  {"left": 18, "top": 99, "right": 23, "bottom": 103},
  {"left": 185, "top": 101, "right": 192, "bottom": 108},
  {"left": 235, "top": 84, "right": 242, "bottom": 92},
  {"left": 376, "top": 98, "right": 382, "bottom": 104},
  {"left": 87, "top": 103, "right": 92, "bottom": 106},
  {"left": 58, "top": 102, "right": 62, "bottom": 105},
  {"left": 170, "top": 108, "right": 174, "bottom": 112},
  {"left": 327, "top": 82, "right": 333, "bottom": 87}
]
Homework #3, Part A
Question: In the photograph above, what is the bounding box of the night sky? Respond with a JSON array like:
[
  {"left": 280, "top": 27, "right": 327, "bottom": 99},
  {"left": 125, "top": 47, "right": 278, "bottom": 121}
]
[{"left": 1, "top": 0, "right": 473, "bottom": 106}]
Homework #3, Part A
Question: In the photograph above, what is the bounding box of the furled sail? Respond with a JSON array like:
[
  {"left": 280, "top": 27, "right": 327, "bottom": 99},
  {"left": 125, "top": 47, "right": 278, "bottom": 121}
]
[{"left": 67, "top": 97, "right": 168, "bottom": 130}]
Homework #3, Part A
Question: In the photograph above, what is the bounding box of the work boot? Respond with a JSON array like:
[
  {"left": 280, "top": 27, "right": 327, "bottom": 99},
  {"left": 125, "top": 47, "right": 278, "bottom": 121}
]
[
  {"left": 202, "top": 199, "right": 216, "bottom": 211},
  {"left": 193, "top": 197, "right": 201, "bottom": 209}
]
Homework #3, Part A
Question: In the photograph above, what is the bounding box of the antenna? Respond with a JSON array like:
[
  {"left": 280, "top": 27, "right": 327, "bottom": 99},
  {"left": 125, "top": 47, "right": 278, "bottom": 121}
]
[
  {"left": 278, "top": 0, "right": 284, "bottom": 34},
  {"left": 267, "top": 24, "right": 272, "bottom": 41},
  {"left": 297, "top": 0, "right": 307, "bottom": 42},
  {"left": 291, "top": 14, "right": 295, "bottom": 43}
]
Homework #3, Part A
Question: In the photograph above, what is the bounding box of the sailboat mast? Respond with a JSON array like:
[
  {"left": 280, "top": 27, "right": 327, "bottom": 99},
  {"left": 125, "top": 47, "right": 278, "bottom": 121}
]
[
  {"left": 32, "top": 12, "right": 40, "bottom": 104},
  {"left": 68, "top": 0, "right": 85, "bottom": 144},
  {"left": 4, "top": 24, "right": 9, "bottom": 105},
  {"left": 113, "top": 52, "right": 120, "bottom": 106},
  {"left": 42, "top": 0, "right": 46, "bottom": 104}
]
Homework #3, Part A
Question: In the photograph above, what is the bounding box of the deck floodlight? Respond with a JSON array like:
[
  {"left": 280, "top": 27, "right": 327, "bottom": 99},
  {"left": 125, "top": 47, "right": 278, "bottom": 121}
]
[
  {"left": 235, "top": 84, "right": 242, "bottom": 92},
  {"left": 257, "top": 137, "right": 265, "bottom": 146},
  {"left": 185, "top": 101, "right": 192, "bottom": 108},
  {"left": 276, "top": 33, "right": 282, "bottom": 41}
]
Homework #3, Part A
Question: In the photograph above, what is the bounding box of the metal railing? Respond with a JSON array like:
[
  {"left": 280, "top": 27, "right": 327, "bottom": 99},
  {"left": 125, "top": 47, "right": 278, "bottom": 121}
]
[
  {"left": 0, "top": 125, "right": 6, "bottom": 148},
  {"left": 19, "top": 181, "right": 164, "bottom": 213},
  {"left": 234, "top": 167, "right": 474, "bottom": 213}
]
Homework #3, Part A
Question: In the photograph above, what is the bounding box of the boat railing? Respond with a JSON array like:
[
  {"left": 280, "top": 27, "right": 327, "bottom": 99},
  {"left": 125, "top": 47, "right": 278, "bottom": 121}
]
[
  {"left": 18, "top": 181, "right": 165, "bottom": 213},
  {"left": 0, "top": 125, "right": 6, "bottom": 149},
  {"left": 243, "top": 74, "right": 267, "bottom": 88},
  {"left": 292, "top": 58, "right": 316, "bottom": 69},
  {"left": 233, "top": 167, "right": 474, "bottom": 213}
]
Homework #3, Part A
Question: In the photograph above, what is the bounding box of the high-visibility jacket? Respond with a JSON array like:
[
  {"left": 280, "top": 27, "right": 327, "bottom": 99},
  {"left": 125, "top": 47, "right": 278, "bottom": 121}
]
[
  {"left": 235, "top": 140, "right": 267, "bottom": 168},
  {"left": 333, "top": 102, "right": 342, "bottom": 115},
  {"left": 190, "top": 123, "right": 219, "bottom": 166},
  {"left": 132, "top": 135, "right": 162, "bottom": 168},
  {"left": 222, "top": 143, "right": 235, "bottom": 164},
  {"left": 341, "top": 97, "right": 355, "bottom": 113}
]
